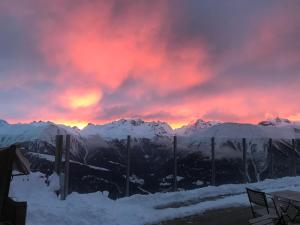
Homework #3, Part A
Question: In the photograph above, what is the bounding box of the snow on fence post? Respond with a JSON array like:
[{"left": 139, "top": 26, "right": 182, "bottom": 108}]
[
  {"left": 63, "top": 134, "right": 71, "bottom": 199},
  {"left": 242, "top": 138, "right": 248, "bottom": 183},
  {"left": 211, "top": 137, "right": 216, "bottom": 186},
  {"left": 173, "top": 135, "right": 178, "bottom": 191},
  {"left": 125, "top": 135, "right": 131, "bottom": 197},
  {"left": 268, "top": 139, "right": 273, "bottom": 179},
  {"left": 55, "top": 135, "right": 63, "bottom": 175},
  {"left": 292, "top": 139, "right": 296, "bottom": 177}
]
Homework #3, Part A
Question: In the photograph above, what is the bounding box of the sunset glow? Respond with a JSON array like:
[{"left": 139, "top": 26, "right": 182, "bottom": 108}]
[
  {"left": 68, "top": 92, "right": 102, "bottom": 109},
  {"left": 57, "top": 120, "right": 88, "bottom": 130},
  {"left": 0, "top": 0, "right": 300, "bottom": 127}
]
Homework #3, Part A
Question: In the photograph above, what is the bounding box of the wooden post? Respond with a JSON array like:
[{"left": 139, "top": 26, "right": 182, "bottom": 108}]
[
  {"left": 173, "top": 136, "right": 178, "bottom": 191},
  {"left": 269, "top": 139, "right": 273, "bottom": 179},
  {"left": 125, "top": 135, "right": 131, "bottom": 197},
  {"left": 63, "top": 135, "right": 71, "bottom": 199},
  {"left": 211, "top": 137, "right": 216, "bottom": 186},
  {"left": 243, "top": 138, "right": 248, "bottom": 183},
  {"left": 292, "top": 139, "right": 296, "bottom": 176},
  {"left": 55, "top": 135, "right": 63, "bottom": 174}
]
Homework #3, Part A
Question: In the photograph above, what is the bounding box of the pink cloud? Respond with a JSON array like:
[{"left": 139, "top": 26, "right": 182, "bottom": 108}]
[{"left": 1, "top": 1, "right": 300, "bottom": 128}]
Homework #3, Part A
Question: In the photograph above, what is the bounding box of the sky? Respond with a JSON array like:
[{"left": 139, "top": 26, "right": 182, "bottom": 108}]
[{"left": 0, "top": 0, "right": 300, "bottom": 129}]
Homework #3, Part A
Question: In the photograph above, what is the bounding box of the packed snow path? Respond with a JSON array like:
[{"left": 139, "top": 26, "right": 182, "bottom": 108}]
[{"left": 10, "top": 173, "right": 300, "bottom": 225}]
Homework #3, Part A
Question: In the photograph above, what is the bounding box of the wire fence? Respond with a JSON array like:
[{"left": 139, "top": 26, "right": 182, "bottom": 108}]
[{"left": 31, "top": 135, "right": 300, "bottom": 199}]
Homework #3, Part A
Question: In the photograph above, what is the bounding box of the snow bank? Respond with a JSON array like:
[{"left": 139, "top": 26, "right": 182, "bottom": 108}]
[{"left": 9, "top": 173, "right": 300, "bottom": 225}]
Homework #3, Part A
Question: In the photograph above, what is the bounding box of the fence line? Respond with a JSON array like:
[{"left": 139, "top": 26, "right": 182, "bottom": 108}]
[{"left": 52, "top": 135, "right": 299, "bottom": 197}]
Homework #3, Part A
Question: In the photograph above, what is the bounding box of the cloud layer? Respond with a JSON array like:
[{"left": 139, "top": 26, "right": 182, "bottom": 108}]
[{"left": 0, "top": 0, "right": 300, "bottom": 128}]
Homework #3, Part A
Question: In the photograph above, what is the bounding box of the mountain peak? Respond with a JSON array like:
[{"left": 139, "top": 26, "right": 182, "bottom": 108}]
[
  {"left": 113, "top": 118, "right": 145, "bottom": 126},
  {"left": 82, "top": 118, "right": 173, "bottom": 139},
  {"left": 175, "top": 118, "right": 221, "bottom": 136},
  {"left": 259, "top": 117, "right": 291, "bottom": 127}
]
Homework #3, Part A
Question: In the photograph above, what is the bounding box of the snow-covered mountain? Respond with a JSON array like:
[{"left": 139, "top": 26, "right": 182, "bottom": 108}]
[
  {"left": 175, "top": 119, "right": 221, "bottom": 136},
  {"left": 0, "top": 120, "right": 87, "bottom": 160},
  {"left": 187, "top": 122, "right": 300, "bottom": 139},
  {"left": 81, "top": 119, "right": 174, "bottom": 140},
  {"left": 2, "top": 117, "right": 299, "bottom": 144},
  {"left": 257, "top": 118, "right": 300, "bottom": 139}
]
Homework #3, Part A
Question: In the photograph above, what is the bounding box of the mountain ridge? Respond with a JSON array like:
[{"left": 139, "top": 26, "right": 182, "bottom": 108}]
[{"left": 0, "top": 117, "right": 299, "bottom": 146}]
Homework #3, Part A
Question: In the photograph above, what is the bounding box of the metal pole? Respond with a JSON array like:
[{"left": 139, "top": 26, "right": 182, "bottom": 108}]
[
  {"left": 173, "top": 136, "right": 178, "bottom": 191},
  {"left": 242, "top": 138, "right": 248, "bottom": 183},
  {"left": 292, "top": 139, "right": 296, "bottom": 176},
  {"left": 64, "top": 135, "right": 71, "bottom": 199},
  {"left": 211, "top": 137, "right": 216, "bottom": 186},
  {"left": 57, "top": 135, "right": 65, "bottom": 200},
  {"left": 269, "top": 138, "right": 273, "bottom": 179},
  {"left": 125, "top": 135, "right": 131, "bottom": 197},
  {"left": 55, "top": 135, "right": 63, "bottom": 174}
]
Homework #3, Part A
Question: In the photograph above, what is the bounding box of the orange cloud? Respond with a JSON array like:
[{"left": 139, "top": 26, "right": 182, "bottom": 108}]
[{"left": 67, "top": 91, "right": 102, "bottom": 109}]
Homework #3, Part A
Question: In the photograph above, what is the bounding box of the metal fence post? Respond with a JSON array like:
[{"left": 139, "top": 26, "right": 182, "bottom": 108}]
[
  {"left": 173, "top": 136, "right": 178, "bottom": 191},
  {"left": 269, "top": 138, "right": 273, "bottom": 179},
  {"left": 125, "top": 135, "right": 131, "bottom": 197},
  {"left": 211, "top": 137, "right": 216, "bottom": 186},
  {"left": 242, "top": 138, "right": 248, "bottom": 183},
  {"left": 292, "top": 139, "right": 296, "bottom": 176},
  {"left": 55, "top": 135, "right": 63, "bottom": 174},
  {"left": 63, "top": 135, "right": 71, "bottom": 199}
]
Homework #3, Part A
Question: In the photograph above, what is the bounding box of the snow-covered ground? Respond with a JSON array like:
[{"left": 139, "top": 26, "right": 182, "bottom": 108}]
[{"left": 10, "top": 173, "right": 300, "bottom": 225}]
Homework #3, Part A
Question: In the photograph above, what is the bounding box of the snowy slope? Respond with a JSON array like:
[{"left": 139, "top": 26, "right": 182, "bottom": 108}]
[
  {"left": 10, "top": 172, "right": 300, "bottom": 225},
  {"left": 81, "top": 119, "right": 174, "bottom": 139}
]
